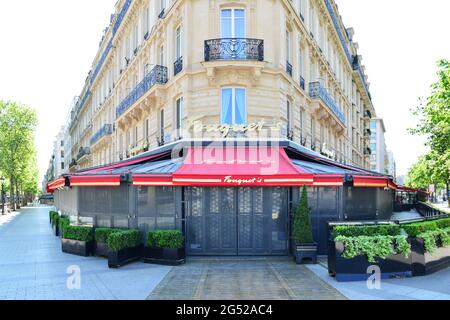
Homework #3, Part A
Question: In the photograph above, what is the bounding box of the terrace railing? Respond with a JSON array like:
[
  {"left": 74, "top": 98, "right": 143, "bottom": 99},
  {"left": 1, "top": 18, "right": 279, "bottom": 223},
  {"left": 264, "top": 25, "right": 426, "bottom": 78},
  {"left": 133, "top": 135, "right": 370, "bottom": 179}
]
[
  {"left": 309, "top": 82, "right": 346, "bottom": 125},
  {"left": 204, "top": 38, "right": 264, "bottom": 62},
  {"left": 77, "top": 147, "right": 91, "bottom": 161},
  {"left": 90, "top": 124, "right": 113, "bottom": 146},
  {"left": 116, "top": 65, "right": 168, "bottom": 118}
]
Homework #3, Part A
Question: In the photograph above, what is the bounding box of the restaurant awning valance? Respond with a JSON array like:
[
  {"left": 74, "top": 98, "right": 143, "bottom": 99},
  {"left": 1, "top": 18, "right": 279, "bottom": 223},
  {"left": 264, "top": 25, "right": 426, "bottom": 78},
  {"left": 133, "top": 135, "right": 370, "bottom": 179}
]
[
  {"left": 353, "top": 176, "right": 389, "bottom": 188},
  {"left": 47, "top": 177, "right": 66, "bottom": 191},
  {"left": 172, "top": 147, "right": 314, "bottom": 187},
  {"left": 69, "top": 175, "right": 121, "bottom": 187}
]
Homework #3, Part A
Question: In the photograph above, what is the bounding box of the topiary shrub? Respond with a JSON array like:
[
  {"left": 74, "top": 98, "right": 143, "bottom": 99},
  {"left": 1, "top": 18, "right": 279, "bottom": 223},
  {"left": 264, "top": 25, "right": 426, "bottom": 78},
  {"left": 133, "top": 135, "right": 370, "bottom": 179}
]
[
  {"left": 293, "top": 185, "right": 314, "bottom": 244},
  {"left": 95, "top": 228, "right": 123, "bottom": 244},
  {"left": 333, "top": 224, "right": 401, "bottom": 238},
  {"left": 52, "top": 214, "right": 60, "bottom": 228},
  {"left": 107, "top": 230, "right": 142, "bottom": 252},
  {"left": 63, "top": 226, "right": 94, "bottom": 242},
  {"left": 147, "top": 230, "right": 184, "bottom": 249}
]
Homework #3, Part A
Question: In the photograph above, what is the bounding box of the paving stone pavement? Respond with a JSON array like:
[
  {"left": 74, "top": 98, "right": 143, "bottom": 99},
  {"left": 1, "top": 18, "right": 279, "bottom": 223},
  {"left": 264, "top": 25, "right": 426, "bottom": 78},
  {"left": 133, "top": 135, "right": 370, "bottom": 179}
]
[
  {"left": 0, "top": 206, "right": 172, "bottom": 300},
  {"left": 148, "top": 257, "right": 347, "bottom": 300}
]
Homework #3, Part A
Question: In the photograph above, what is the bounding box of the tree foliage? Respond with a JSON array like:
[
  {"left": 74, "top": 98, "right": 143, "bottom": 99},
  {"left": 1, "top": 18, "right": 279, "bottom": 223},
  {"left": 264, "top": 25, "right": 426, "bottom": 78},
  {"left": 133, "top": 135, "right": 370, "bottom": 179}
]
[
  {"left": 407, "top": 60, "right": 450, "bottom": 197},
  {"left": 0, "top": 100, "right": 39, "bottom": 209}
]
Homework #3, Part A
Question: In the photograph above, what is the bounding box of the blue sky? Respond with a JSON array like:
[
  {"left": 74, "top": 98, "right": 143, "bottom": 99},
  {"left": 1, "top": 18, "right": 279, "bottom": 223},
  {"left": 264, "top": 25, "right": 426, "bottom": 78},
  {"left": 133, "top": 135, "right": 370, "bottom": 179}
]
[{"left": 0, "top": 0, "right": 448, "bottom": 183}]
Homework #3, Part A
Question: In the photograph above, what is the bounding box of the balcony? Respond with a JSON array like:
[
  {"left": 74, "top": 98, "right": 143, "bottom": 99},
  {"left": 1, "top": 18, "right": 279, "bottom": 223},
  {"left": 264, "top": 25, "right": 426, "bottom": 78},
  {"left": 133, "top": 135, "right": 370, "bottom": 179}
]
[
  {"left": 309, "top": 82, "right": 346, "bottom": 125},
  {"left": 116, "top": 65, "right": 168, "bottom": 118},
  {"left": 90, "top": 124, "right": 113, "bottom": 146},
  {"left": 286, "top": 61, "right": 293, "bottom": 77},
  {"left": 204, "top": 38, "right": 264, "bottom": 62},
  {"left": 299, "top": 76, "right": 305, "bottom": 90},
  {"left": 77, "top": 147, "right": 91, "bottom": 162},
  {"left": 174, "top": 56, "right": 183, "bottom": 76}
]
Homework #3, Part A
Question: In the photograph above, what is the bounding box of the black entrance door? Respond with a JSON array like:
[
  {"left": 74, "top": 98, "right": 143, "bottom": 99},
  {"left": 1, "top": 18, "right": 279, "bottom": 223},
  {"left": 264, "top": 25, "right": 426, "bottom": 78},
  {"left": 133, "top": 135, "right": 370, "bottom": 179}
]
[{"left": 185, "top": 187, "right": 288, "bottom": 256}]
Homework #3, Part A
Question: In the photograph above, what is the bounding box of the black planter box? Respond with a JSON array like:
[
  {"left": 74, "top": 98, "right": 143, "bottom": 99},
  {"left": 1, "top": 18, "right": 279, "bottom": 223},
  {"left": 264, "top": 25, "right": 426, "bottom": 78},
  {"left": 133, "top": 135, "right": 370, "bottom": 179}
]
[
  {"left": 411, "top": 238, "right": 450, "bottom": 277},
  {"left": 328, "top": 240, "right": 413, "bottom": 282},
  {"left": 62, "top": 239, "right": 94, "bottom": 257},
  {"left": 108, "top": 245, "right": 143, "bottom": 268},
  {"left": 142, "top": 247, "right": 186, "bottom": 266},
  {"left": 293, "top": 243, "right": 318, "bottom": 264},
  {"left": 94, "top": 242, "right": 110, "bottom": 258}
]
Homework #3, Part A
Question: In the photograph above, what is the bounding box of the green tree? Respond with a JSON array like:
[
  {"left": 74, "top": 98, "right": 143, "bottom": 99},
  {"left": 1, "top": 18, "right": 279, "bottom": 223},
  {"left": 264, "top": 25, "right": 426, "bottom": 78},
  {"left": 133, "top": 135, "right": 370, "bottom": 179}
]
[
  {"left": 293, "top": 185, "right": 314, "bottom": 244},
  {"left": 408, "top": 60, "right": 450, "bottom": 205},
  {"left": 0, "top": 101, "right": 38, "bottom": 210}
]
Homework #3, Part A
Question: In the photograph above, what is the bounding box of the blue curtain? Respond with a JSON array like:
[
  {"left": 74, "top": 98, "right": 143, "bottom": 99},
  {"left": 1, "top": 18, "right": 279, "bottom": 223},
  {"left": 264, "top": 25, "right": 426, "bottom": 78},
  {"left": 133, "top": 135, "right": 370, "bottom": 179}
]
[
  {"left": 235, "top": 89, "right": 246, "bottom": 125},
  {"left": 221, "top": 89, "right": 233, "bottom": 124},
  {"left": 221, "top": 10, "right": 232, "bottom": 38}
]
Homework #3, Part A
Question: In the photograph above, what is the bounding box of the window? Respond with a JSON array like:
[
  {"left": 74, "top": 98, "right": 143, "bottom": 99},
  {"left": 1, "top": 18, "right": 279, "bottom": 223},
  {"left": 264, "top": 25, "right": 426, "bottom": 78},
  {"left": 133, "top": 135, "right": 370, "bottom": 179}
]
[
  {"left": 176, "top": 97, "right": 183, "bottom": 138},
  {"left": 300, "top": 109, "right": 304, "bottom": 141},
  {"left": 159, "top": 46, "right": 165, "bottom": 66},
  {"left": 160, "top": 0, "right": 166, "bottom": 13},
  {"left": 61, "top": 163, "right": 65, "bottom": 170},
  {"left": 286, "top": 30, "right": 291, "bottom": 63},
  {"left": 287, "top": 100, "right": 292, "bottom": 134},
  {"left": 145, "top": 119, "right": 150, "bottom": 139},
  {"left": 221, "top": 9, "right": 245, "bottom": 38},
  {"left": 159, "top": 109, "right": 165, "bottom": 140},
  {"left": 133, "top": 23, "right": 138, "bottom": 51},
  {"left": 143, "top": 7, "right": 150, "bottom": 38},
  {"left": 135, "top": 126, "right": 138, "bottom": 145},
  {"left": 175, "top": 26, "right": 182, "bottom": 59},
  {"left": 221, "top": 88, "right": 246, "bottom": 125}
]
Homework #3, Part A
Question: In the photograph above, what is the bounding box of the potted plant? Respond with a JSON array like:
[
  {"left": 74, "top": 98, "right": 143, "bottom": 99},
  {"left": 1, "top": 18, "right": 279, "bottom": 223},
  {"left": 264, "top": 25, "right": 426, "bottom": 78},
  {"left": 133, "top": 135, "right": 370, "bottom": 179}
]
[
  {"left": 292, "top": 185, "right": 317, "bottom": 264},
  {"left": 143, "top": 230, "right": 185, "bottom": 265},
  {"left": 61, "top": 226, "right": 95, "bottom": 257},
  {"left": 107, "top": 230, "right": 143, "bottom": 268},
  {"left": 94, "top": 228, "right": 122, "bottom": 257}
]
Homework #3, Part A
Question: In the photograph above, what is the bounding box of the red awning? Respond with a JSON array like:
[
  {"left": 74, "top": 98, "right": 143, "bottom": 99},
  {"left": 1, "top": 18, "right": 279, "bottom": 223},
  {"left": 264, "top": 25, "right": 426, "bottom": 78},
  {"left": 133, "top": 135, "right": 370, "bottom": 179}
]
[
  {"left": 398, "top": 186, "right": 418, "bottom": 192},
  {"left": 313, "top": 175, "right": 344, "bottom": 187},
  {"left": 69, "top": 175, "right": 121, "bottom": 187},
  {"left": 133, "top": 174, "right": 173, "bottom": 187},
  {"left": 172, "top": 147, "right": 313, "bottom": 187},
  {"left": 353, "top": 176, "right": 388, "bottom": 188},
  {"left": 47, "top": 177, "right": 66, "bottom": 191}
]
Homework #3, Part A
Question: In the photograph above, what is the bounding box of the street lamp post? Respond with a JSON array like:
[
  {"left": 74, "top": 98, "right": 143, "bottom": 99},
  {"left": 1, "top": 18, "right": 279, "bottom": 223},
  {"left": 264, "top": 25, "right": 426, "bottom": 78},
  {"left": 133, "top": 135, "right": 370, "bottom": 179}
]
[{"left": 1, "top": 176, "right": 5, "bottom": 215}]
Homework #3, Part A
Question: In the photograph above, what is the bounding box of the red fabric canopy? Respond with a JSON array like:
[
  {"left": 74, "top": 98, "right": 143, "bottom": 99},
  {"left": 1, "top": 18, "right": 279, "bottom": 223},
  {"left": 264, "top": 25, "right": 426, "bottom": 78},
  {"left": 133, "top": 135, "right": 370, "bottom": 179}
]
[
  {"left": 353, "top": 176, "right": 388, "bottom": 188},
  {"left": 172, "top": 147, "right": 313, "bottom": 187},
  {"left": 70, "top": 175, "right": 121, "bottom": 187},
  {"left": 133, "top": 174, "right": 173, "bottom": 187},
  {"left": 47, "top": 177, "right": 66, "bottom": 191}
]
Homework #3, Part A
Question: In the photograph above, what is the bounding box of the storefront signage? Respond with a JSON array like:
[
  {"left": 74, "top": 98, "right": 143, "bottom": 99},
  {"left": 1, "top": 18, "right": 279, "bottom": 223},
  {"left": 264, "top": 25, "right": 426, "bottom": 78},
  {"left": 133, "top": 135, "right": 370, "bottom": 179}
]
[
  {"left": 186, "top": 116, "right": 282, "bottom": 138},
  {"left": 223, "top": 176, "right": 264, "bottom": 185}
]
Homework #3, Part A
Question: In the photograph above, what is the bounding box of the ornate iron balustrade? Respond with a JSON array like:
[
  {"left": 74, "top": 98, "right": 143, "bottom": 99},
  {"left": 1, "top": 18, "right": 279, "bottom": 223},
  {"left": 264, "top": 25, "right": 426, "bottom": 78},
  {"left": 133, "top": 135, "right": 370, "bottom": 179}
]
[
  {"left": 174, "top": 56, "right": 183, "bottom": 76},
  {"left": 300, "top": 76, "right": 305, "bottom": 90},
  {"left": 90, "top": 41, "right": 113, "bottom": 86},
  {"left": 204, "top": 38, "right": 264, "bottom": 62},
  {"left": 77, "top": 147, "right": 91, "bottom": 161},
  {"left": 309, "top": 82, "right": 346, "bottom": 125},
  {"left": 90, "top": 124, "right": 113, "bottom": 146},
  {"left": 116, "top": 65, "right": 168, "bottom": 118},
  {"left": 113, "top": 0, "right": 132, "bottom": 35},
  {"left": 69, "top": 159, "right": 77, "bottom": 168},
  {"left": 286, "top": 61, "right": 293, "bottom": 77},
  {"left": 158, "top": 9, "right": 165, "bottom": 19}
]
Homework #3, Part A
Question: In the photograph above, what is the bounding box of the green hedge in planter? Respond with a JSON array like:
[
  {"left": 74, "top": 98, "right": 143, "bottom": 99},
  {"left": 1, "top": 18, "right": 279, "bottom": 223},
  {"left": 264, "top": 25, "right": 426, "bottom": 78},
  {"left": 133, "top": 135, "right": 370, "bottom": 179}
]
[
  {"left": 63, "top": 226, "right": 94, "bottom": 242},
  {"left": 95, "top": 228, "right": 123, "bottom": 244},
  {"left": 435, "top": 218, "right": 450, "bottom": 230},
  {"left": 402, "top": 221, "right": 439, "bottom": 237},
  {"left": 333, "top": 224, "right": 401, "bottom": 239},
  {"left": 417, "top": 227, "right": 450, "bottom": 254},
  {"left": 52, "top": 214, "right": 60, "bottom": 228},
  {"left": 59, "top": 216, "right": 70, "bottom": 236},
  {"left": 107, "top": 230, "right": 142, "bottom": 252},
  {"left": 50, "top": 211, "right": 59, "bottom": 225},
  {"left": 335, "top": 235, "right": 411, "bottom": 263},
  {"left": 147, "top": 230, "right": 184, "bottom": 249}
]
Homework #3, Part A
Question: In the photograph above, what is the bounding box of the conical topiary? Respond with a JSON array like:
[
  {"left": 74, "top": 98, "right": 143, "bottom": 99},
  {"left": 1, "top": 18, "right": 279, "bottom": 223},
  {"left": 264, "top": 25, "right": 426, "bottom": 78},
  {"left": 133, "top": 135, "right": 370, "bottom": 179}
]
[{"left": 293, "top": 185, "right": 314, "bottom": 244}]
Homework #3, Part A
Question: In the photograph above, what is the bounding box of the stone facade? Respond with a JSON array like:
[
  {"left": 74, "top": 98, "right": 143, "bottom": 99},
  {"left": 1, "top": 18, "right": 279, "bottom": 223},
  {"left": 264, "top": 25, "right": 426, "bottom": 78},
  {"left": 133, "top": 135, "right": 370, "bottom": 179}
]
[{"left": 68, "top": 0, "right": 375, "bottom": 171}]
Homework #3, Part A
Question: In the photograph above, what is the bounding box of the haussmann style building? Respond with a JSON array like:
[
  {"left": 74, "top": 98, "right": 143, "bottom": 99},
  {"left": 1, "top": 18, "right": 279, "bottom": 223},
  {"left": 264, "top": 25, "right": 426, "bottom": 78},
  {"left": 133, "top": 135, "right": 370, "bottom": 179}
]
[{"left": 49, "top": 0, "right": 399, "bottom": 255}]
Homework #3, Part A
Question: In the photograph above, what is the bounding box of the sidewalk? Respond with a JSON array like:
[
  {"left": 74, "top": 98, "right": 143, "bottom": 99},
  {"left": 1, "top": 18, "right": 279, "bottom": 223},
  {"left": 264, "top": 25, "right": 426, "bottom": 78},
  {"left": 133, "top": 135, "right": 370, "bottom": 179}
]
[
  {"left": 0, "top": 206, "right": 172, "bottom": 300},
  {"left": 306, "top": 264, "right": 450, "bottom": 300}
]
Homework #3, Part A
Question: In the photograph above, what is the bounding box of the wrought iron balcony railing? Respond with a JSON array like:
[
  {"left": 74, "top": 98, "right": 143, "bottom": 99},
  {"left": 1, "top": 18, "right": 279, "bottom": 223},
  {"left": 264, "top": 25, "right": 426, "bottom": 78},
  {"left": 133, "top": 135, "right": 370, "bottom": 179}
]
[
  {"left": 204, "top": 38, "right": 264, "bottom": 62},
  {"left": 174, "top": 56, "right": 183, "bottom": 76},
  {"left": 286, "top": 61, "right": 293, "bottom": 77},
  {"left": 90, "top": 124, "right": 113, "bottom": 146},
  {"left": 309, "top": 82, "right": 346, "bottom": 125},
  {"left": 77, "top": 147, "right": 91, "bottom": 161},
  {"left": 116, "top": 65, "right": 168, "bottom": 118},
  {"left": 300, "top": 76, "right": 305, "bottom": 90}
]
